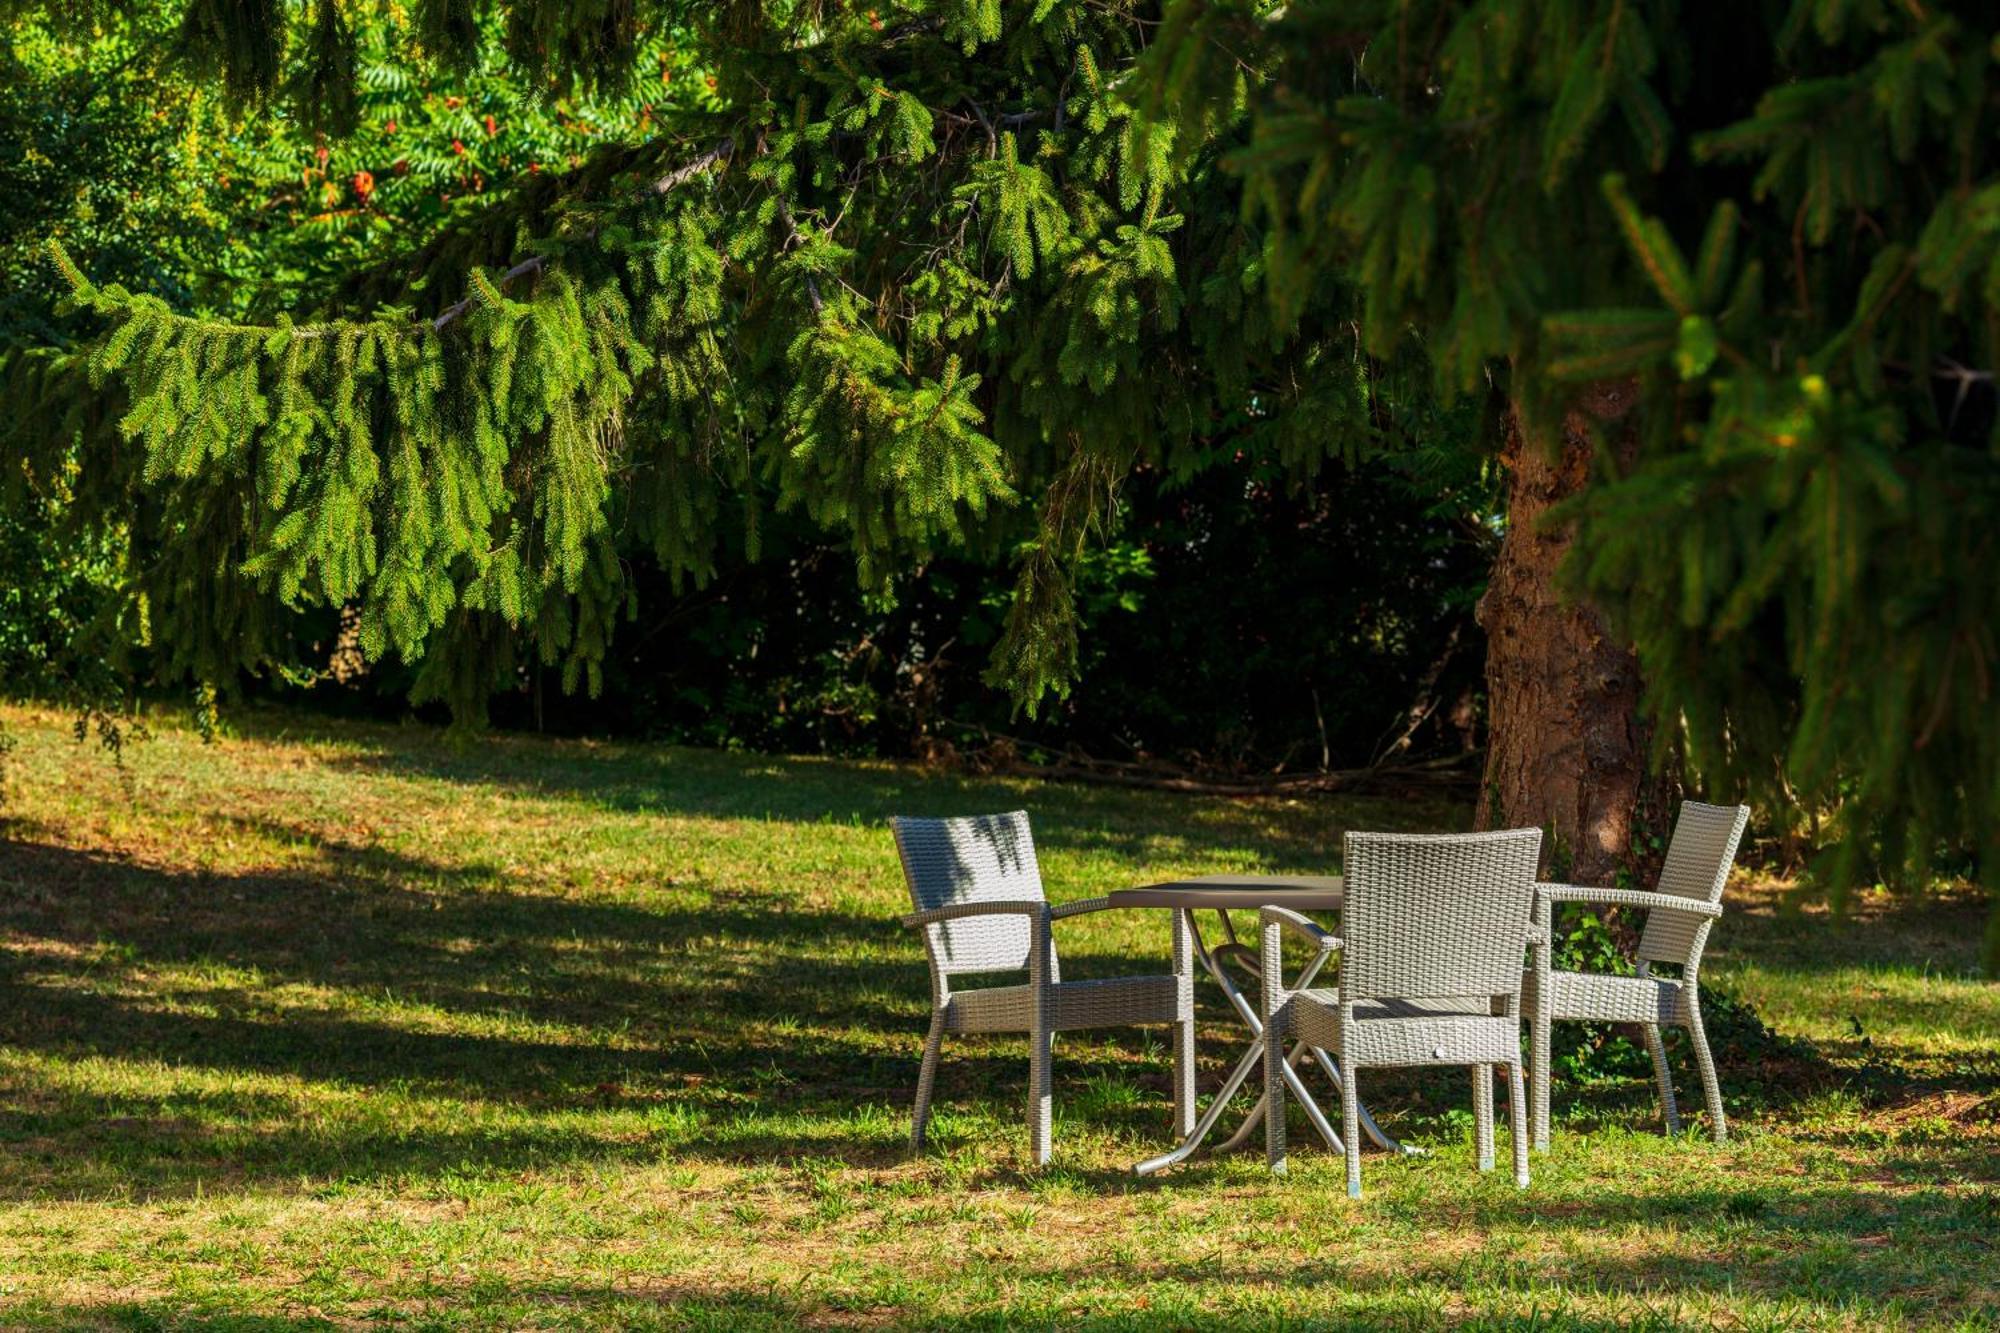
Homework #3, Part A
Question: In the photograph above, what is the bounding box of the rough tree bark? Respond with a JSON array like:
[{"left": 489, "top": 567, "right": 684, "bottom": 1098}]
[{"left": 1475, "top": 381, "right": 1674, "bottom": 886}]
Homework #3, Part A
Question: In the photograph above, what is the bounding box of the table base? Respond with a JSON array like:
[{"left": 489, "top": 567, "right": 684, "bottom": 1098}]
[{"left": 1133, "top": 906, "right": 1417, "bottom": 1175}]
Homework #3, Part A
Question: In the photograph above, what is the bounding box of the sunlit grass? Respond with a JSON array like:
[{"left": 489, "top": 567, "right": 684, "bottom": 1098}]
[
  {"left": 1714, "top": 877, "right": 2000, "bottom": 1074},
  {"left": 0, "top": 701, "right": 1995, "bottom": 1329}
]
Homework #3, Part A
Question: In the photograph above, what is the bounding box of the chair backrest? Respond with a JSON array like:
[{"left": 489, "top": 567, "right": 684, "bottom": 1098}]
[
  {"left": 1637, "top": 801, "right": 1750, "bottom": 965},
  {"left": 1340, "top": 828, "right": 1542, "bottom": 1004},
  {"left": 890, "top": 811, "right": 1046, "bottom": 976}
]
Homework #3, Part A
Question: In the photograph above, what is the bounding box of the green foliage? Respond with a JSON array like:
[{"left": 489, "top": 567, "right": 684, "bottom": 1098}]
[
  {"left": 478, "top": 449, "right": 1490, "bottom": 771},
  {"left": 1, "top": 0, "right": 684, "bottom": 348},
  {"left": 0, "top": 8, "right": 225, "bottom": 346},
  {"left": 0, "top": 451, "right": 123, "bottom": 698},
  {"left": 1546, "top": 13, "right": 2000, "bottom": 934},
  {"left": 176, "top": 0, "right": 284, "bottom": 112},
  {"left": 5, "top": 0, "right": 1409, "bottom": 734},
  {"left": 1150, "top": 0, "right": 2000, "bottom": 963}
]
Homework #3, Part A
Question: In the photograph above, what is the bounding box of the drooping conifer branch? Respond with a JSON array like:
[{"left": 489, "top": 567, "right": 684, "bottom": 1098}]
[
  {"left": 15, "top": 4, "right": 1394, "bottom": 737},
  {"left": 428, "top": 137, "right": 738, "bottom": 334}
]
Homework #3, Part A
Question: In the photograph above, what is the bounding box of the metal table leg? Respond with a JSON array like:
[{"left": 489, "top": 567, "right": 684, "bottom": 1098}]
[
  {"left": 1199, "top": 907, "right": 1410, "bottom": 1155},
  {"left": 1133, "top": 906, "right": 1411, "bottom": 1175}
]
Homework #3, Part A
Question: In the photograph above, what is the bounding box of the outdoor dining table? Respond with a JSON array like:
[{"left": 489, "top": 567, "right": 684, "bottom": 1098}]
[{"left": 1108, "top": 873, "right": 1413, "bottom": 1175}]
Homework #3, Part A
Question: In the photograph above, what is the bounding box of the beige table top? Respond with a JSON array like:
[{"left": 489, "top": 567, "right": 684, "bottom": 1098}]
[{"left": 1107, "top": 873, "right": 1344, "bottom": 911}]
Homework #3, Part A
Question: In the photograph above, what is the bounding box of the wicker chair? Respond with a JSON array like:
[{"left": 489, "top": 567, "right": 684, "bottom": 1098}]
[
  {"left": 892, "top": 811, "right": 1195, "bottom": 1166},
  {"left": 1527, "top": 801, "right": 1750, "bottom": 1150},
  {"left": 1260, "top": 828, "right": 1543, "bottom": 1197}
]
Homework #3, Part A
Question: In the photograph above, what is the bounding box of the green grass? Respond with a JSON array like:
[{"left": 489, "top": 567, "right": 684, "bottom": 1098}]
[{"left": 0, "top": 702, "right": 1995, "bottom": 1330}]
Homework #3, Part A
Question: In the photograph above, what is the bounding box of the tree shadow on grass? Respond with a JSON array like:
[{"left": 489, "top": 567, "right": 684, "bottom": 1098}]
[
  {"left": 1715, "top": 878, "right": 1996, "bottom": 975},
  {"left": 0, "top": 826, "right": 909, "bottom": 1039},
  {"left": 219, "top": 706, "right": 1460, "bottom": 868},
  {"left": 0, "top": 802, "right": 1973, "bottom": 1200},
  {"left": 1122, "top": 1182, "right": 1999, "bottom": 1319},
  {"left": 0, "top": 825, "right": 1220, "bottom": 1194}
]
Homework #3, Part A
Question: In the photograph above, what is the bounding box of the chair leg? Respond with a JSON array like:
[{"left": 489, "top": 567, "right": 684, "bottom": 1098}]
[
  {"left": 911, "top": 1012, "right": 946, "bottom": 1151},
  {"left": 1342, "top": 1062, "right": 1362, "bottom": 1199},
  {"left": 1027, "top": 1024, "right": 1053, "bottom": 1167},
  {"left": 1026, "top": 914, "right": 1055, "bottom": 1168},
  {"left": 1172, "top": 909, "right": 1197, "bottom": 1139},
  {"left": 1685, "top": 994, "right": 1728, "bottom": 1143},
  {"left": 1531, "top": 1008, "right": 1553, "bottom": 1153},
  {"left": 1643, "top": 1022, "right": 1682, "bottom": 1135},
  {"left": 1172, "top": 1015, "right": 1197, "bottom": 1140},
  {"left": 1265, "top": 1013, "right": 1289, "bottom": 1175},
  {"left": 1507, "top": 1060, "right": 1529, "bottom": 1188},
  {"left": 1472, "top": 1063, "right": 1495, "bottom": 1171}
]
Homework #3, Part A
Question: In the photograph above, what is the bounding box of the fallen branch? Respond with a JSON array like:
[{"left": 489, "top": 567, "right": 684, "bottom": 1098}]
[
  {"left": 1017, "top": 758, "right": 1481, "bottom": 797},
  {"left": 944, "top": 722, "right": 1481, "bottom": 796}
]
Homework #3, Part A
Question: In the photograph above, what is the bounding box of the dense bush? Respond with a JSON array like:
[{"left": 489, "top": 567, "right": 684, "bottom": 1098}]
[
  {"left": 266, "top": 448, "right": 1494, "bottom": 771},
  {"left": 0, "top": 463, "right": 121, "bottom": 700}
]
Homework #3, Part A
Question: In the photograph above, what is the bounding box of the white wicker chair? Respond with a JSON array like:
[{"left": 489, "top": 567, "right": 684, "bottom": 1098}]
[
  {"left": 1527, "top": 801, "right": 1750, "bottom": 1150},
  {"left": 892, "top": 811, "right": 1195, "bottom": 1166},
  {"left": 1261, "top": 828, "right": 1543, "bottom": 1197}
]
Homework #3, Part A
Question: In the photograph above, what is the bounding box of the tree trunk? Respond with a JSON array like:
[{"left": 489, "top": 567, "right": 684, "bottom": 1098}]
[{"left": 1475, "top": 382, "right": 1672, "bottom": 886}]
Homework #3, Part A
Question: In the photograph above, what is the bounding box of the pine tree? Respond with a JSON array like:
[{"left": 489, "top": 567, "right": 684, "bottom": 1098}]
[
  {"left": 1153, "top": 0, "right": 2000, "bottom": 961},
  {"left": 2, "top": 2, "right": 1399, "bottom": 733}
]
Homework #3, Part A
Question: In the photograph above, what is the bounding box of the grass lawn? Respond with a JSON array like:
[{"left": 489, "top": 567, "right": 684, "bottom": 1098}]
[{"left": 0, "top": 701, "right": 1996, "bottom": 1330}]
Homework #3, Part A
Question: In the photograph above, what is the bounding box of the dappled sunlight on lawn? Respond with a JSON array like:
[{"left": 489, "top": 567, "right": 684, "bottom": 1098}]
[{"left": 0, "top": 703, "right": 1995, "bottom": 1327}]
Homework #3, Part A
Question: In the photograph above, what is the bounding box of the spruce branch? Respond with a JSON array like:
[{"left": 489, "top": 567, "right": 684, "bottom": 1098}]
[
  {"left": 949, "top": 101, "right": 1045, "bottom": 145},
  {"left": 1934, "top": 355, "right": 1992, "bottom": 434},
  {"left": 965, "top": 98, "right": 998, "bottom": 148},
  {"left": 430, "top": 256, "right": 547, "bottom": 332},
  {"left": 16, "top": 0, "right": 1309, "bottom": 742},
  {"left": 429, "top": 136, "right": 737, "bottom": 333},
  {"left": 46, "top": 136, "right": 740, "bottom": 346},
  {"left": 776, "top": 195, "right": 826, "bottom": 317}
]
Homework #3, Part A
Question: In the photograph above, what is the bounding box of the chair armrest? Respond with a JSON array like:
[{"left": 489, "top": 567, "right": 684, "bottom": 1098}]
[
  {"left": 1258, "top": 905, "right": 1340, "bottom": 953},
  {"left": 1258, "top": 908, "right": 1338, "bottom": 1026},
  {"left": 1048, "top": 896, "right": 1115, "bottom": 921},
  {"left": 1535, "top": 884, "right": 1723, "bottom": 919},
  {"left": 899, "top": 899, "right": 1049, "bottom": 930}
]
